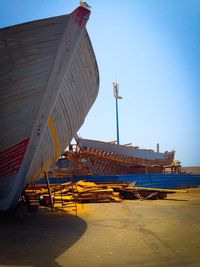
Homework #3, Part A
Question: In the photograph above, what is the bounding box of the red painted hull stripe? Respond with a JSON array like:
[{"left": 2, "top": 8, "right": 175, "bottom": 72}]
[{"left": 0, "top": 138, "right": 29, "bottom": 178}]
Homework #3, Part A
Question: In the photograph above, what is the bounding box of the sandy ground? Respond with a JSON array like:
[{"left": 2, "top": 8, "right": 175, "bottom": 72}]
[{"left": 0, "top": 188, "right": 200, "bottom": 267}]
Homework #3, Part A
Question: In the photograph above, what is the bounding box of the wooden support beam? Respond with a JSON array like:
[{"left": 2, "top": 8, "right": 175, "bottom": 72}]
[
  {"left": 44, "top": 172, "right": 54, "bottom": 211},
  {"left": 134, "top": 186, "right": 188, "bottom": 193}
]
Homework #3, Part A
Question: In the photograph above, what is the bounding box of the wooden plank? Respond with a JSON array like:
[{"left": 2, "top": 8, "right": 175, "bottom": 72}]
[{"left": 134, "top": 186, "right": 188, "bottom": 193}]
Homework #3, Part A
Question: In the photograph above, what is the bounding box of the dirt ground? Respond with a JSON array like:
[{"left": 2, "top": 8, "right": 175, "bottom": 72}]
[{"left": 0, "top": 188, "right": 200, "bottom": 267}]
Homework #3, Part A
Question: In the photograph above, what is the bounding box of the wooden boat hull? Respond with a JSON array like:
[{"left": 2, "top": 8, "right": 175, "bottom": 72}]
[
  {"left": 0, "top": 6, "right": 99, "bottom": 210},
  {"left": 77, "top": 138, "right": 175, "bottom": 175}
]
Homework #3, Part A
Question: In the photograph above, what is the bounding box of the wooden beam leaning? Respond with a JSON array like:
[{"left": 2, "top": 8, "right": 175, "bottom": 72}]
[{"left": 44, "top": 171, "right": 54, "bottom": 211}]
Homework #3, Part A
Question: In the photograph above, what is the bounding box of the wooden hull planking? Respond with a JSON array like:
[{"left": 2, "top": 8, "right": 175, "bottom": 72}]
[
  {"left": 0, "top": 6, "right": 99, "bottom": 210},
  {"left": 76, "top": 138, "right": 175, "bottom": 175}
]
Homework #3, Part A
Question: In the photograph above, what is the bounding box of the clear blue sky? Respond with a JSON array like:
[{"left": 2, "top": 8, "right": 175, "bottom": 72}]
[{"left": 1, "top": 0, "right": 200, "bottom": 166}]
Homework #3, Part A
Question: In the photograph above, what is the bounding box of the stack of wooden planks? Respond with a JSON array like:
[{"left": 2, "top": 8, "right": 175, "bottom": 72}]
[
  {"left": 73, "top": 180, "right": 122, "bottom": 203},
  {"left": 23, "top": 181, "right": 188, "bottom": 209},
  {"left": 23, "top": 187, "right": 40, "bottom": 211},
  {"left": 119, "top": 182, "right": 188, "bottom": 200}
]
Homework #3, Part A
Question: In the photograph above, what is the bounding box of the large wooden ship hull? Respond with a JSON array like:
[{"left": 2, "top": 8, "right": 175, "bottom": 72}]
[
  {"left": 74, "top": 138, "right": 175, "bottom": 175},
  {"left": 0, "top": 6, "right": 99, "bottom": 211}
]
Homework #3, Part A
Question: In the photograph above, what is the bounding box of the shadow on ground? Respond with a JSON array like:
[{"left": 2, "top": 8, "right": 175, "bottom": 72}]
[{"left": 0, "top": 208, "right": 87, "bottom": 267}]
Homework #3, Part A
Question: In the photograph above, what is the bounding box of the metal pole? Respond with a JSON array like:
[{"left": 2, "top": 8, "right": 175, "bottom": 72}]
[
  {"left": 113, "top": 82, "right": 122, "bottom": 145},
  {"left": 116, "top": 97, "right": 120, "bottom": 145}
]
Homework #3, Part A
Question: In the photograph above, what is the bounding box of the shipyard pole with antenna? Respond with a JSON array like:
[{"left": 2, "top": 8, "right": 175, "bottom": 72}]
[{"left": 113, "top": 82, "right": 122, "bottom": 145}]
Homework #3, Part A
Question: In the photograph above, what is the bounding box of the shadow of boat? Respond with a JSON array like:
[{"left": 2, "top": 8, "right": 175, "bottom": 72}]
[{"left": 0, "top": 209, "right": 87, "bottom": 267}]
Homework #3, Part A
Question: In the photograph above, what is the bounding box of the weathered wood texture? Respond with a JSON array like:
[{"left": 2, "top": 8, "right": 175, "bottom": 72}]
[
  {"left": 0, "top": 6, "right": 99, "bottom": 211},
  {"left": 62, "top": 138, "right": 175, "bottom": 176}
]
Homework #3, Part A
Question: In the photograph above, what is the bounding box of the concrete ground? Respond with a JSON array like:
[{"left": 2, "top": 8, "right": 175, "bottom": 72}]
[{"left": 0, "top": 188, "right": 200, "bottom": 267}]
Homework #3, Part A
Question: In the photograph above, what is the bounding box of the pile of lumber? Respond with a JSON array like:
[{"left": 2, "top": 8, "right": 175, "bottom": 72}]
[
  {"left": 119, "top": 182, "right": 188, "bottom": 200},
  {"left": 24, "top": 181, "right": 188, "bottom": 208},
  {"left": 22, "top": 187, "right": 41, "bottom": 211},
  {"left": 73, "top": 180, "right": 122, "bottom": 203}
]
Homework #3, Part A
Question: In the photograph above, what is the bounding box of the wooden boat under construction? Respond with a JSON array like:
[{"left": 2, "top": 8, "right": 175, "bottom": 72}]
[
  {"left": 0, "top": 5, "right": 99, "bottom": 211},
  {"left": 61, "top": 138, "right": 175, "bottom": 176}
]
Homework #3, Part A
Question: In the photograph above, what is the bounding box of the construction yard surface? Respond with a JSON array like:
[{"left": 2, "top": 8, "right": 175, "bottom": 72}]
[{"left": 0, "top": 188, "right": 200, "bottom": 267}]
